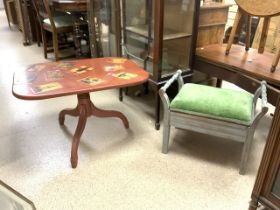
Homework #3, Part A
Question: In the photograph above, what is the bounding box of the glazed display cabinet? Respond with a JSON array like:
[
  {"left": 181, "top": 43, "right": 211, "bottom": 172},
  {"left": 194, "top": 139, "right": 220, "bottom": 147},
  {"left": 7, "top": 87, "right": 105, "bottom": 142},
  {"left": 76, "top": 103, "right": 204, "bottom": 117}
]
[
  {"left": 120, "top": 0, "right": 200, "bottom": 129},
  {"left": 87, "top": 0, "right": 121, "bottom": 58},
  {"left": 249, "top": 97, "right": 280, "bottom": 210},
  {"left": 88, "top": 0, "right": 200, "bottom": 129}
]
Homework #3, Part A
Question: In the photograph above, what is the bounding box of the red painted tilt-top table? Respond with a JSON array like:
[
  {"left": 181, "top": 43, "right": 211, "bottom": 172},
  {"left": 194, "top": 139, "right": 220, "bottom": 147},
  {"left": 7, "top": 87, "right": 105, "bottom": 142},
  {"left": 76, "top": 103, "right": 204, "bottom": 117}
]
[{"left": 12, "top": 57, "right": 149, "bottom": 168}]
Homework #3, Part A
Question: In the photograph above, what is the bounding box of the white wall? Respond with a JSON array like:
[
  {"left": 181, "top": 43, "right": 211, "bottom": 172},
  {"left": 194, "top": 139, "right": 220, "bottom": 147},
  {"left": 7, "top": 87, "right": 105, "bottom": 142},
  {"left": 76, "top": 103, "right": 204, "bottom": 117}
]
[{"left": 0, "top": 0, "right": 4, "bottom": 9}]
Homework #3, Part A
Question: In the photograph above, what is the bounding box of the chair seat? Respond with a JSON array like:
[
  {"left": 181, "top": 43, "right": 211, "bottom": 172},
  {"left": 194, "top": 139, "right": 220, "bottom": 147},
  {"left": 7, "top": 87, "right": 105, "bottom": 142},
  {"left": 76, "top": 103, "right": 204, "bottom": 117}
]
[
  {"left": 170, "top": 84, "right": 253, "bottom": 123},
  {"left": 43, "top": 15, "right": 75, "bottom": 28}
]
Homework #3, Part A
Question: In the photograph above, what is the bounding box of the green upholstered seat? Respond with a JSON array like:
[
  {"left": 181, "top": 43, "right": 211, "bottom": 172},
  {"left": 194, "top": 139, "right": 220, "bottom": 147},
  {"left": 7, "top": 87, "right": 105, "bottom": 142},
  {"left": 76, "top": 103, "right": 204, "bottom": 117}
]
[
  {"left": 43, "top": 15, "right": 75, "bottom": 28},
  {"left": 170, "top": 84, "right": 253, "bottom": 122}
]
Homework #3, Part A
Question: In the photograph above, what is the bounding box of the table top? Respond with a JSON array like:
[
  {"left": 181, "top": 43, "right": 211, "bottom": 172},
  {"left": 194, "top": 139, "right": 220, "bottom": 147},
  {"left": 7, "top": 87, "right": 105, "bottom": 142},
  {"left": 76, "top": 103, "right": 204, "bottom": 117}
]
[
  {"left": 195, "top": 44, "right": 280, "bottom": 86},
  {"left": 12, "top": 57, "right": 149, "bottom": 100},
  {"left": 51, "top": 0, "right": 87, "bottom": 12}
]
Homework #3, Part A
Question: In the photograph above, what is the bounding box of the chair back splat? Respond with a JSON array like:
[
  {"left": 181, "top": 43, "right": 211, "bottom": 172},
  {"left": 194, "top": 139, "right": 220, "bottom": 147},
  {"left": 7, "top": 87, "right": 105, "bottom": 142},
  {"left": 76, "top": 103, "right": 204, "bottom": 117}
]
[{"left": 31, "top": 0, "right": 76, "bottom": 60}]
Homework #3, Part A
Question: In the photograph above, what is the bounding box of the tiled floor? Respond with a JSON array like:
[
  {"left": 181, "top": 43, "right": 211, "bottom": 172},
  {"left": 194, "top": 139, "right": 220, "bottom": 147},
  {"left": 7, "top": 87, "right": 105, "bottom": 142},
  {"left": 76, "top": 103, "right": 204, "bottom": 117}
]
[{"left": 0, "top": 10, "right": 274, "bottom": 210}]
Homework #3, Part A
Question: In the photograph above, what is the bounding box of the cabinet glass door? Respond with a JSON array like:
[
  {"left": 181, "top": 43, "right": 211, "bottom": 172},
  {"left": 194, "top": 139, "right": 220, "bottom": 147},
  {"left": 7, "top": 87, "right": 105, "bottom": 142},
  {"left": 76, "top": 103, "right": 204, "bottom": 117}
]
[
  {"left": 88, "top": 0, "right": 119, "bottom": 57},
  {"left": 161, "top": 0, "right": 195, "bottom": 77},
  {"left": 122, "top": 0, "right": 196, "bottom": 79},
  {"left": 122, "top": 0, "right": 154, "bottom": 74}
]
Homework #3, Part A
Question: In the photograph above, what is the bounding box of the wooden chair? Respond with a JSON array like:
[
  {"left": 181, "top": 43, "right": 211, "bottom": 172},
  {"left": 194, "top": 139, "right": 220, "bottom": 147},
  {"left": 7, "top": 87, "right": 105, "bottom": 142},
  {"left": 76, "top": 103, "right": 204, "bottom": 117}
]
[
  {"left": 225, "top": 0, "right": 280, "bottom": 72},
  {"left": 159, "top": 70, "right": 268, "bottom": 175},
  {"left": 31, "top": 0, "right": 75, "bottom": 60}
]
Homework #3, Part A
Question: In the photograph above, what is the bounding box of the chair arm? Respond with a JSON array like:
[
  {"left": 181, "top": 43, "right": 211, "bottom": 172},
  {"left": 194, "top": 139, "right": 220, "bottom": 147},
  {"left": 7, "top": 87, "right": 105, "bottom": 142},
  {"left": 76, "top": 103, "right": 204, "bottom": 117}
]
[
  {"left": 159, "top": 70, "right": 183, "bottom": 111},
  {"left": 252, "top": 81, "right": 268, "bottom": 124}
]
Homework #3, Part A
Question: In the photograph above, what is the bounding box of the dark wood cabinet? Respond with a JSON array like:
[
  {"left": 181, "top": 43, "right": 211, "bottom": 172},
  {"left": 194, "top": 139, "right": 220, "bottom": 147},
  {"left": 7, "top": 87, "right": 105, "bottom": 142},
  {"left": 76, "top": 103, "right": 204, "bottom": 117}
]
[
  {"left": 197, "top": 2, "right": 231, "bottom": 47},
  {"left": 249, "top": 97, "right": 280, "bottom": 210}
]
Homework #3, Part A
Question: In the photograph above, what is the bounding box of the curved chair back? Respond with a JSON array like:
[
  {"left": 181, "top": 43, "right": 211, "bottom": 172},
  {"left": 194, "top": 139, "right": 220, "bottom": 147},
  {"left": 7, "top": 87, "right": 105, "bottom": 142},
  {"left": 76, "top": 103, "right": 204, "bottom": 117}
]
[{"left": 31, "top": 0, "right": 56, "bottom": 31}]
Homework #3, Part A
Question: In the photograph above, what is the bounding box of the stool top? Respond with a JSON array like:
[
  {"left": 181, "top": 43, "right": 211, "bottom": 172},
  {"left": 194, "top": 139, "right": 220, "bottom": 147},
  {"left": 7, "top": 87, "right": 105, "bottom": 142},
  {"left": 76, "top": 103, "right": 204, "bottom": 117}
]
[
  {"left": 235, "top": 0, "right": 280, "bottom": 17},
  {"left": 170, "top": 84, "right": 253, "bottom": 123}
]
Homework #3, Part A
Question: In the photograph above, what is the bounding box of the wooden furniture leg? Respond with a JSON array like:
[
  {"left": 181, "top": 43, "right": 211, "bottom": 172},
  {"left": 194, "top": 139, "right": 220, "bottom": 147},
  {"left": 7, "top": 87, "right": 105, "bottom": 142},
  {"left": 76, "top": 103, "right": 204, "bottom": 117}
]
[
  {"left": 258, "top": 17, "right": 270, "bottom": 54},
  {"left": 245, "top": 14, "right": 252, "bottom": 51},
  {"left": 71, "top": 105, "right": 87, "bottom": 168},
  {"left": 216, "top": 78, "right": 223, "bottom": 88},
  {"left": 90, "top": 103, "right": 129, "bottom": 128},
  {"left": 59, "top": 93, "right": 129, "bottom": 168},
  {"left": 226, "top": 8, "right": 242, "bottom": 55},
  {"left": 59, "top": 107, "right": 79, "bottom": 125},
  {"left": 41, "top": 29, "right": 48, "bottom": 59},
  {"left": 4, "top": 0, "right": 11, "bottom": 28},
  {"left": 119, "top": 88, "right": 123, "bottom": 101},
  {"left": 271, "top": 40, "right": 280, "bottom": 72},
  {"left": 248, "top": 198, "right": 259, "bottom": 210},
  {"left": 53, "top": 32, "right": 59, "bottom": 61}
]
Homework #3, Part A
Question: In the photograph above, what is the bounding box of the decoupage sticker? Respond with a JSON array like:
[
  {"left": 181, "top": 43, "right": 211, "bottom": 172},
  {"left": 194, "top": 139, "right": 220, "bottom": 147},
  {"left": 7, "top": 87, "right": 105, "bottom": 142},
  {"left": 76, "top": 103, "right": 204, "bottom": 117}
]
[
  {"left": 112, "top": 72, "right": 138, "bottom": 80},
  {"left": 45, "top": 70, "right": 64, "bottom": 81},
  {"left": 32, "top": 82, "right": 62, "bottom": 94},
  {"left": 111, "top": 58, "right": 127, "bottom": 64},
  {"left": 70, "top": 66, "right": 94, "bottom": 74},
  {"left": 104, "top": 65, "right": 124, "bottom": 72},
  {"left": 56, "top": 61, "right": 75, "bottom": 69},
  {"left": 80, "top": 77, "right": 104, "bottom": 85}
]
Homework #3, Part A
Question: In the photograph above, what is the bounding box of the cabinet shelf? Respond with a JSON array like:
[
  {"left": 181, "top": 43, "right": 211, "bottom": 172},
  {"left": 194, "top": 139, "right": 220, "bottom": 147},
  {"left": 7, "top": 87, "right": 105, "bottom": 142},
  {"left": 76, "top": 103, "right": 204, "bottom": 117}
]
[{"left": 125, "top": 25, "right": 192, "bottom": 41}]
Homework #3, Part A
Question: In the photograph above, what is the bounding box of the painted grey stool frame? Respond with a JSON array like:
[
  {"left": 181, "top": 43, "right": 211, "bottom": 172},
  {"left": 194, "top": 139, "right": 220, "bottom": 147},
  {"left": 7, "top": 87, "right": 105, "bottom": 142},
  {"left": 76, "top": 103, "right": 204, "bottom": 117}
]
[{"left": 159, "top": 70, "right": 268, "bottom": 175}]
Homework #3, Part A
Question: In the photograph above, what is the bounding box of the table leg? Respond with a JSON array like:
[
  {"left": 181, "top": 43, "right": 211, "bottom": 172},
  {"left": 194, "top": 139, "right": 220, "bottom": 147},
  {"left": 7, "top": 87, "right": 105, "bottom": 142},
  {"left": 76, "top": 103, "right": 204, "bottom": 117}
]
[
  {"left": 71, "top": 105, "right": 87, "bottom": 168},
  {"left": 59, "top": 93, "right": 129, "bottom": 168},
  {"left": 59, "top": 107, "right": 79, "bottom": 125},
  {"left": 90, "top": 102, "right": 129, "bottom": 128}
]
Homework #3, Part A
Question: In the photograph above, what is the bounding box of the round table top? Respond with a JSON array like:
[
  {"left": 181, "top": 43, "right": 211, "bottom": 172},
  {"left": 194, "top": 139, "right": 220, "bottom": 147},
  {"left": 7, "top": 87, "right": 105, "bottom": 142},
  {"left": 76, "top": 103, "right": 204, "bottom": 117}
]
[{"left": 235, "top": 0, "right": 280, "bottom": 16}]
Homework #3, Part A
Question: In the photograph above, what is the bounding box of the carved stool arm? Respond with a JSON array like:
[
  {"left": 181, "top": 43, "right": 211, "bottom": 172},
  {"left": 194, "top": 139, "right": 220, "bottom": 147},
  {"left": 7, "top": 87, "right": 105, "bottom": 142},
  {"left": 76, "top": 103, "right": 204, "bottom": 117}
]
[
  {"left": 252, "top": 81, "right": 269, "bottom": 125},
  {"left": 159, "top": 70, "right": 183, "bottom": 111}
]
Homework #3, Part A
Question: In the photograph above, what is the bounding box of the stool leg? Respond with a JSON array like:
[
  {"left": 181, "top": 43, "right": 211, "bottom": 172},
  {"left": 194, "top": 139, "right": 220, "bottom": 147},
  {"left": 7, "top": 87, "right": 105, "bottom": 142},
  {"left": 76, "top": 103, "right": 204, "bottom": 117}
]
[
  {"left": 239, "top": 128, "right": 254, "bottom": 175},
  {"left": 245, "top": 15, "right": 252, "bottom": 51},
  {"left": 162, "top": 117, "right": 170, "bottom": 154},
  {"left": 226, "top": 8, "right": 242, "bottom": 55},
  {"left": 155, "top": 87, "right": 161, "bottom": 130},
  {"left": 258, "top": 17, "right": 270, "bottom": 54}
]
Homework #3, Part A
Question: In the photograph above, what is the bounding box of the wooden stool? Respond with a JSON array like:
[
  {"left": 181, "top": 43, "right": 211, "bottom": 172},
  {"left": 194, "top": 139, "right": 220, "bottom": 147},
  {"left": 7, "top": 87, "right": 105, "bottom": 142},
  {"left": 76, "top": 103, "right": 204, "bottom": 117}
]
[
  {"left": 225, "top": 0, "right": 280, "bottom": 72},
  {"left": 159, "top": 70, "right": 268, "bottom": 175}
]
